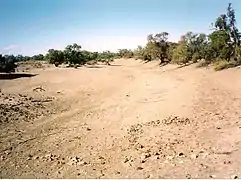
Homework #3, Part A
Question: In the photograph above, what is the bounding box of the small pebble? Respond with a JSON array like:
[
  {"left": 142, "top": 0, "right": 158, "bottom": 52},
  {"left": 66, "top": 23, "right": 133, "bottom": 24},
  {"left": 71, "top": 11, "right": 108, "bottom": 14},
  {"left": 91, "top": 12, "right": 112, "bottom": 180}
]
[
  {"left": 210, "top": 175, "right": 216, "bottom": 178},
  {"left": 179, "top": 152, "right": 184, "bottom": 157},
  {"left": 224, "top": 160, "right": 232, "bottom": 164},
  {"left": 137, "top": 167, "right": 143, "bottom": 170},
  {"left": 231, "top": 175, "right": 238, "bottom": 179},
  {"left": 27, "top": 154, "right": 33, "bottom": 160},
  {"left": 34, "top": 156, "right": 39, "bottom": 160},
  {"left": 124, "top": 158, "right": 129, "bottom": 163},
  {"left": 186, "top": 174, "right": 191, "bottom": 179},
  {"left": 145, "top": 174, "right": 151, "bottom": 178}
]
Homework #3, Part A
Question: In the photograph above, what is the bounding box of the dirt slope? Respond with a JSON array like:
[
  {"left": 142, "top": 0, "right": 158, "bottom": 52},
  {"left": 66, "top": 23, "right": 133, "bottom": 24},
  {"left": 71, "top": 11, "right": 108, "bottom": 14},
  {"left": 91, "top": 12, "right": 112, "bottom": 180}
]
[{"left": 1, "top": 59, "right": 241, "bottom": 178}]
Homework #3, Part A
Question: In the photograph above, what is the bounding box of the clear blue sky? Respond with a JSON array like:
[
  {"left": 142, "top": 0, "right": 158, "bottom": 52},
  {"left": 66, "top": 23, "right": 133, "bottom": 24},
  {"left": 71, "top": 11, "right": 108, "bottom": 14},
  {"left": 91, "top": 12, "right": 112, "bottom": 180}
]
[{"left": 0, "top": 0, "right": 240, "bottom": 55}]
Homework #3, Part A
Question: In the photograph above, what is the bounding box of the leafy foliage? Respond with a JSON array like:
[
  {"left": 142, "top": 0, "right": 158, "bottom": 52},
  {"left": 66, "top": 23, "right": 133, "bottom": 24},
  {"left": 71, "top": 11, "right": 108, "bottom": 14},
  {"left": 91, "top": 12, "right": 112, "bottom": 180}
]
[
  {"left": 98, "top": 51, "right": 115, "bottom": 65},
  {"left": 0, "top": 54, "right": 17, "bottom": 73},
  {"left": 213, "top": 60, "right": 231, "bottom": 71},
  {"left": 1, "top": 3, "right": 240, "bottom": 71},
  {"left": 172, "top": 40, "right": 189, "bottom": 65},
  {"left": 32, "top": 54, "right": 45, "bottom": 61},
  {"left": 64, "top": 43, "right": 85, "bottom": 65},
  {"left": 208, "top": 3, "right": 241, "bottom": 62},
  {"left": 118, "top": 49, "right": 134, "bottom": 58},
  {"left": 46, "top": 49, "right": 65, "bottom": 67},
  {"left": 145, "top": 32, "right": 170, "bottom": 64},
  {"left": 132, "top": 3, "right": 240, "bottom": 70}
]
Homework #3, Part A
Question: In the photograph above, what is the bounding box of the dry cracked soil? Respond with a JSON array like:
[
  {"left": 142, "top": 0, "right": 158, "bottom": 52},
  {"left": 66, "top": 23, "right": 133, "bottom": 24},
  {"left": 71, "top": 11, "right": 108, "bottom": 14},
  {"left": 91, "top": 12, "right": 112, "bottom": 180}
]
[{"left": 1, "top": 59, "right": 241, "bottom": 178}]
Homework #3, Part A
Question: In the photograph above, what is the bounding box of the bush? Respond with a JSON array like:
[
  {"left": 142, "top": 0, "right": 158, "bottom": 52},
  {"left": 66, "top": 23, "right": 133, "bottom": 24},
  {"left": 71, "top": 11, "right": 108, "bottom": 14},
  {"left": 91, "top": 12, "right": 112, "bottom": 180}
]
[
  {"left": 0, "top": 55, "right": 17, "bottom": 73},
  {"left": 213, "top": 60, "right": 230, "bottom": 71},
  {"left": 118, "top": 49, "right": 134, "bottom": 59}
]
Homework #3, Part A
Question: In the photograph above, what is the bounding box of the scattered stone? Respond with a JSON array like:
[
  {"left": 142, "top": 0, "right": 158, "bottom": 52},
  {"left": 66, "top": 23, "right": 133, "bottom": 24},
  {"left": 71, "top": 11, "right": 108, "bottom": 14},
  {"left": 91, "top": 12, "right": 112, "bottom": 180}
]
[
  {"left": 137, "top": 167, "right": 143, "bottom": 170},
  {"left": 186, "top": 174, "right": 191, "bottom": 179},
  {"left": 123, "top": 156, "right": 133, "bottom": 164},
  {"left": 141, "top": 159, "right": 146, "bottom": 163},
  {"left": 0, "top": 92, "right": 55, "bottom": 124},
  {"left": 224, "top": 160, "right": 232, "bottom": 164},
  {"left": 231, "top": 175, "right": 238, "bottom": 179},
  {"left": 178, "top": 152, "right": 184, "bottom": 157},
  {"left": 86, "top": 127, "right": 91, "bottom": 131},
  {"left": 68, "top": 156, "right": 84, "bottom": 166},
  {"left": 162, "top": 115, "right": 191, "bottom": 125},
  {"left": 210, "top": 175, "right": 216, "bottom": 178},
  {"left": 101, "top": 161, "right": 106, "bottom": 165},
  {"left": 116, "top": 171, "right": 121, "bottom": 175},
  {"left": 45, "top": 154, "right": 52, "bottom": 158},
  {"left": 27, "top": 154, "right": 33, "bottom": 160},
  {"left": 141, "top": 152, "right": 151, "bottom": 160},
  {"left": 124, "top": 157, "right": 129, "bottom": 163},
  {"left": 33, "top": 86, "right": 45, "bottom": 92},
  {"left": 154, "top": 152, "right": 160, "bottom": 156},
  {"left": 100, "top": 170, "right": 105, "bottom": 177},
  {"left": 190, "top": 154, "right": 198, "bottom": 159},
  {"left": 200, "top": 163, "right": 208, "bottom": 169},
  {"left": 145, "top": 174, "right": 151, "bottom": 178},
  {"left": 98, "top": 156, "right": 105, "bottom": 160},
  {"left": 0, "top": 156, "right": 5, "bottom": 161}
]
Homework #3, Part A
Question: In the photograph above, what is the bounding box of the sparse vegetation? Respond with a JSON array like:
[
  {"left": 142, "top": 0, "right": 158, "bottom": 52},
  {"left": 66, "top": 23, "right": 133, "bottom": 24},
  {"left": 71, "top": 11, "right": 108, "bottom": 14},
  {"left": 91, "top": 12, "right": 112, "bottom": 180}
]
[
  {"left": 118, "top": 49, "right": 134, "bottom": 59},
  {"left": 137, "top": 3, "right": 241, "bottom": 70},
  {"left": 0, "top": 54, "right": 17, "bottom": 73},
  {"left": 1, "top": 3, "right": 240, "bottom": 71},
  {"left": 2, "top": 3, "right": 241, "bottom": 179},
  {"left": 213, "top": 60, "right": 230, "bottom": 71}
]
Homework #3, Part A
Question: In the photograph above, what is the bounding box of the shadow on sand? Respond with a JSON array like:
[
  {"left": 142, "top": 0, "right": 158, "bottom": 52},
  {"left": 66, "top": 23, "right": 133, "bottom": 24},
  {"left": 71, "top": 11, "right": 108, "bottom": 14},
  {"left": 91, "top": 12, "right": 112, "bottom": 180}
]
[
  {"left": 108, "top": 64, "right": 122, "bottom": 66},
  {"left": 0, "top": 73, "right": 37, "bottom": 80}
]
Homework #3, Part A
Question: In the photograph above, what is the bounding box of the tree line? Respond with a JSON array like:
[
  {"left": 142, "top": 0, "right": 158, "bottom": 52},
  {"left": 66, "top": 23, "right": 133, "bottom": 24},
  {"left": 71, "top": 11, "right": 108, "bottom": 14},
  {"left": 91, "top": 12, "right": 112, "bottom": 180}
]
[
  {"left": 1, "top": 3, "right": 241, "bottom": 73},
  {"left": 131, "top": 3, "right": 241, "bottom": 70},
  {"left": 0, "top": 44, "right": 118, "bottom": 72}
]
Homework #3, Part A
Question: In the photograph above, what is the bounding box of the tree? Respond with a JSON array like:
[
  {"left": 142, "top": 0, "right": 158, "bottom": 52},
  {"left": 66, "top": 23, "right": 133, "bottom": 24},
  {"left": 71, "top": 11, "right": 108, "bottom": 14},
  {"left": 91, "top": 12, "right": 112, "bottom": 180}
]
[
  {"left": 15, "top": 55, "right": 25, "bottom": 62},
  {"left": 208, "top": 30, "right": 231, "bottom": 60},
  {"left": 64, "top": 43, "right": 85, "bottom": 65},
  {"left": 227, "top": 3, "right": 240, "bottom": 48},
  {"left": 133, "top": 46, "right": 144, "bottom": 59},
  {"left": 118, "top": 49, "right": 134, "bottom": 58},
  {"left": 145, "top": 32, "right": 170, "bottom": 64},
  {"left": 46, "top": 49, "right": 65, "bottom": 67},
  {"left": 172, "top": 40, "right": 189, "bottom": 65},
  {"left": 167, "top": 42, "right": 178, "bottom": 61},
  {"left": 208, "top": 3, "right": 240, "bottom": 61},
  {"left": 0, "top": 54, "right": 17, "bottom": 73},
  {"left": 32, "top": 54, "right": 45, "bottom": 61},
  {"left": 98, "top": 51, "right": 115, "bottom": 65}
]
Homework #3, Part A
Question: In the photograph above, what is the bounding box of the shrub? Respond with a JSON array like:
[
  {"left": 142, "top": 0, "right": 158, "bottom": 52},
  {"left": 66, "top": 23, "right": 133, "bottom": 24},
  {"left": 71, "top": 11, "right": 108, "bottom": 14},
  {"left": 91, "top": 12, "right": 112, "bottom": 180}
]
[
  {"left": 213, "top": 60, "right": 230, "bottom": 71},
  {"left": 0, "top": 55, "right": 17, "bottom": 73}
]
